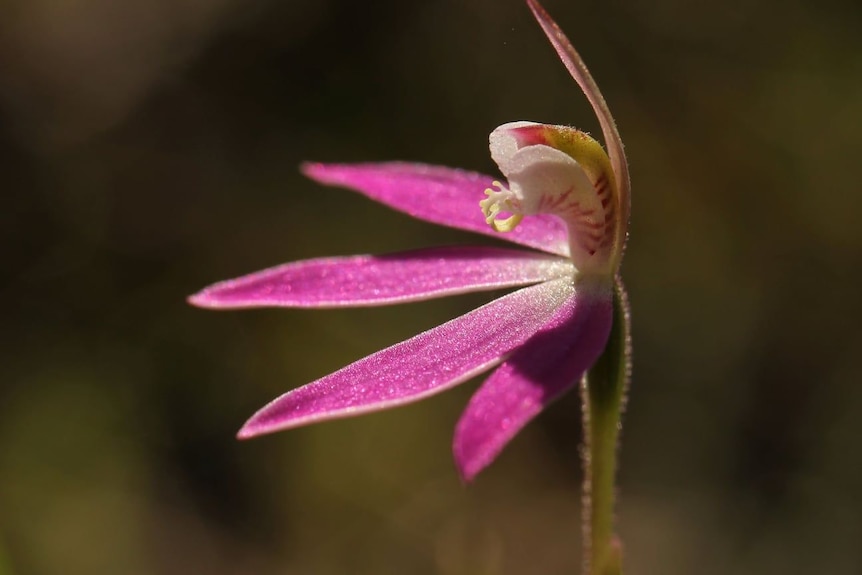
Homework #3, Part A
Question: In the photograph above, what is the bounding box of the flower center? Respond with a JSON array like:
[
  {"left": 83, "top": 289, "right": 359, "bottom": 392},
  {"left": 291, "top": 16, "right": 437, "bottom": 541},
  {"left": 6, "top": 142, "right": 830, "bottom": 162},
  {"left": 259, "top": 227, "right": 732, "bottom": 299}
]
[
  {"left": 481, "top": 122, "right": 621, "bottom": 274},
  {"left": 479, "top": 181, "right": 524, "bottom": 232}
]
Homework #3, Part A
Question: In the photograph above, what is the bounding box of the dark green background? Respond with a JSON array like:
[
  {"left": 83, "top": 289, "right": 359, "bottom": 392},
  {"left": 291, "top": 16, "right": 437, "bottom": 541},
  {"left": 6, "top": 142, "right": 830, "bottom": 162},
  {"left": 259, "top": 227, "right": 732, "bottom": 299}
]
[{"left": 2, "top": 0, "right": 861, "bottom": 573}]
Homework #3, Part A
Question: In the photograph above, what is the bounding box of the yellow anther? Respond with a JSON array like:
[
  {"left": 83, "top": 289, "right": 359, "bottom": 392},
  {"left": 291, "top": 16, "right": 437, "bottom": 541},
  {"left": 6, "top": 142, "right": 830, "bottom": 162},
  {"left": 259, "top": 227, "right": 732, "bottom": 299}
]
[
  {"left": 479, "top": 181, "right": 524, "bottom": 233},
  {"left": 490, "top": 213, "right": 523, "bottom": 232}
]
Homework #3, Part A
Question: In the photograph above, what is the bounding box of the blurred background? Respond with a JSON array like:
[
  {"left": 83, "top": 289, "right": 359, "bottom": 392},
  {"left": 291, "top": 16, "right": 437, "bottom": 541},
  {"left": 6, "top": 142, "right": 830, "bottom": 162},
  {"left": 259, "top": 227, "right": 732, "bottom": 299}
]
[{"left": 2, "top": 0, "right": 861, "bottom": 573}]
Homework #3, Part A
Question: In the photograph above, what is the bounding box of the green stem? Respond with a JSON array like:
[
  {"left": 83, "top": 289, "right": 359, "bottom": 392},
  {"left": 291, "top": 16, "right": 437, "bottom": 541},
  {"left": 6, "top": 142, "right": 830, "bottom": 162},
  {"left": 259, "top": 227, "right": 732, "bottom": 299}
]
[{"left": 581, "top": 276, "right": 631, "bottom": 575}]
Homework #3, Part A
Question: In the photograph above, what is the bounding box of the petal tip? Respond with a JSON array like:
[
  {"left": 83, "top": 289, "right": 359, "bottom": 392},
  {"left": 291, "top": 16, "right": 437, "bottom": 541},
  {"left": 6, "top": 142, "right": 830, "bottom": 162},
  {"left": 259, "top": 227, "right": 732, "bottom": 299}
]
[
  {"left": 525, "top": 0, "right": 552, "bottom": 29},
  {"left": 187, "top": 291, "right": 212, "bottom": 308},
  {"left": 187, "top": 288, "right": 236, "bottom": 309},
  {"left": 453, "top": 438, "right": 491, "bottom": 484},
  {"left": 236, "top": 423, "right": 258, "bottom": 440},
  {"left": 455, "top": 462, "right": 480, "bottom": 485},
  {"left": 237, "top": 411, "right": 281, "bottom": 439},
  {"left": 300, "top": 161, "right": 326, "bottom": 181}
]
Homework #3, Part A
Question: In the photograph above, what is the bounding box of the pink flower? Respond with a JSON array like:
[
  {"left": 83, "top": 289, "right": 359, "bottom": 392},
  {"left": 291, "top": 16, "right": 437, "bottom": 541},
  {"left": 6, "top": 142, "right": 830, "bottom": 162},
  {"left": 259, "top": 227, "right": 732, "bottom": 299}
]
[{"left": 189, "top": 0, "right": 630, "bottom": 482}]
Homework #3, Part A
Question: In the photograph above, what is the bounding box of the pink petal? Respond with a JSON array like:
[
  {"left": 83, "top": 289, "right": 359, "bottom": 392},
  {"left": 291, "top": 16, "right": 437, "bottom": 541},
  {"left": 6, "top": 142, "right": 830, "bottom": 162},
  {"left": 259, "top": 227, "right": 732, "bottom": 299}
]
[
  {"left": 188, "top": 246, "right": 572, "bottom": 309},
  {"left": 453, "top": 279, "right": 613, "bottom": 481},
  {"left": 237, "top": 278, "right": 575, "bottom": 439},
  {"left": 526, "top": 0, "right": 631, "bottom": 244},
  {"left": 302, "top": 162, "right": 570, "bottom": 257}
]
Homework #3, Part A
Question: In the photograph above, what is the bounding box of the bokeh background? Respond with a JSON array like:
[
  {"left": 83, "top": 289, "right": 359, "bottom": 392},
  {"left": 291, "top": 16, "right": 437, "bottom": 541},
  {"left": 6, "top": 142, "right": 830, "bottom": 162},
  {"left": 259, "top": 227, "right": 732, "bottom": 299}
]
[{"left": 2, "top": 0, "right": 861, "bottom": 573}]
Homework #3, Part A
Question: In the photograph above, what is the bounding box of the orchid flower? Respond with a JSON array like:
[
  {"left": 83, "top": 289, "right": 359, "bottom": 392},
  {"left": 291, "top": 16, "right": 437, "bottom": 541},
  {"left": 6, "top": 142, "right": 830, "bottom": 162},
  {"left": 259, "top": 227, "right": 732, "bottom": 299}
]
[{"left": 192, "top": 1, "right": 631, "bottom": 572}]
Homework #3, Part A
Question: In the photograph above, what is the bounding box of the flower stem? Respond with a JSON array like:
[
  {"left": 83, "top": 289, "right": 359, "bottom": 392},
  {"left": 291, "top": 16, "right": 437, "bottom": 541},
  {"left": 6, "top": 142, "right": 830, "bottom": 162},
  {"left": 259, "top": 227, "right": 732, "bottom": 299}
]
[{"left": 581, "top": 276, "right": 631, "bottom": 575}]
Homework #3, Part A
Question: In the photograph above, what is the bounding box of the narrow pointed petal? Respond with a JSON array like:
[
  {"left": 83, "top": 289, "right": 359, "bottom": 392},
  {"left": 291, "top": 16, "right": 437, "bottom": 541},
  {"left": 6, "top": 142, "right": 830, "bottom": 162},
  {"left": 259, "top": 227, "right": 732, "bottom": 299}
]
[
  {"left": 238, "top": 278, "right": 575, "bottom": 439},
  {"left": 453, "top": 279, "right": 613, "bottom": 481},
  {"left": 189, "top": 246, "right": 572, "bottom": 309},
  {"left": 526, "top": 0, "right": 631, "bottom": 244},
  {"left": 302, "top": 161, "right": 570, "bottom": 257}
]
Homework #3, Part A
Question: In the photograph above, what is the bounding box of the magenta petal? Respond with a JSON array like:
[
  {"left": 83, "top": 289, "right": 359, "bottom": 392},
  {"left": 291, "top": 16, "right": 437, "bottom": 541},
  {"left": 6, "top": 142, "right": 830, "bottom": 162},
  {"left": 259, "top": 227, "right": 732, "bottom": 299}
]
[
  {"left": 237, "top": 278, "right": 575, "bottom": 439},
  {"left": 303, "top": 162, "right": 570, "bottom": 257},
  {"left": 453, "top": 282, "right": 613, "bottom": 481},
  {"left": 188, "top": 246, "right": 572, "bottom": 309}
]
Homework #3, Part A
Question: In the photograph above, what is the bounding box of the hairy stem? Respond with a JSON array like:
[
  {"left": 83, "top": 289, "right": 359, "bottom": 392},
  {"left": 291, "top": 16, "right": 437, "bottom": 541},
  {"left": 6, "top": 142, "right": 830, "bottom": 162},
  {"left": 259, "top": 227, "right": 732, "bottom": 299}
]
[{"left": 581, "top": 276, "right": 631, "bottom": 575}]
